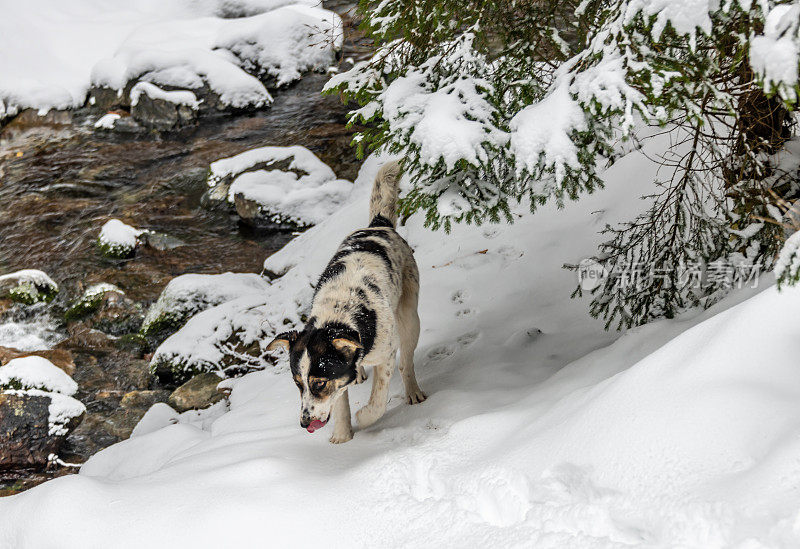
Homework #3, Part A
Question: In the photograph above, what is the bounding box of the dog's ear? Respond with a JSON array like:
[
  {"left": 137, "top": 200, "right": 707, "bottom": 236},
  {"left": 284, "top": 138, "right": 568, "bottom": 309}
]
[
  {"left": 267, "top": 331, "right": 298, "bottom": 352},
  {"left": 331, "top": 337, "right": 363, "bottom": 356}
]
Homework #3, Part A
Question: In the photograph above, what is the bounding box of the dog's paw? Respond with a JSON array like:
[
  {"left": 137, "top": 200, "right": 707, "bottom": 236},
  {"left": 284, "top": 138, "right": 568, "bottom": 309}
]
[
  {"left": 356, "top": 405, "right": 381, "bottom": 428},
  {"left": 356, "top": 365, "right": 368, "bottom": 384},
  {"left": 329, "top": 429, "right": 353, "bottom": 444},
  {"left": 406, "top": 388, "right": 427, "bottom": 405}
]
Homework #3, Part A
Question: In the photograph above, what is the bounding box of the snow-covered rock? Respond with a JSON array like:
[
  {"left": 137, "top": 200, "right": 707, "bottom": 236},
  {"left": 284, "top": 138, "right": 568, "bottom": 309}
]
[
  {"left": 0, "top": 356, "right": 84, "bottom": 469},
  {"left": 0, "top": 356, "right": 78, "bottom": 396},
  {"left": 128, "top": 82, "right": 200, "bottom": 130},
  {"left": 149, "top": 293, "right": 281, "bottom": 382},
  {"left": 65, "top": 283, "right": 144, "bottom": 336},
  {"left": 141, "top": 272, "right": 269, "bottom": 338},
  {"left": 206, "top": 145, "right": 352, "bottom": 228},
  {"left": 0, "top": 0, "right": 342, "bottom": 120},
  {"left": 98, "top": 219, "right": 146, "bottom": 259},
  {"left": 0, "top": 269, "right": 59, "bottom": 305},
  {"left": 93, "top": 112, "right": 120, "bottom": 129}
]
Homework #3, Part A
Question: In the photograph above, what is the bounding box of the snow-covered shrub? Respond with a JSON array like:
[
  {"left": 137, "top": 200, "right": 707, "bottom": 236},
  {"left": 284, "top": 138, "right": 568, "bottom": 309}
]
[
  {"left": 206, "top": 145, "right": 352, "bottom": 227},
  {"left": 327, "top": 0, "right": 800, "bottom": 328},
  {"left": 777, "top": 230, "right": 800, "bottom": 287},
  {"left": 141, "top": 273, "right": 269, "bottom": 338},
  {"left": 0, "top": 269, "right": 59, "bottom": 305},
  {"left": 97, "top": 219, "right": 146, "bottom": 259}
]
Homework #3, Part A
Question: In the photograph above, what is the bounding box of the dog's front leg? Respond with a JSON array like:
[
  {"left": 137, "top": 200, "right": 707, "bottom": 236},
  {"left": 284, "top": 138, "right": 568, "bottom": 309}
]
[{"left": 329, "top": 388, "right": 354, "bottom": 444}]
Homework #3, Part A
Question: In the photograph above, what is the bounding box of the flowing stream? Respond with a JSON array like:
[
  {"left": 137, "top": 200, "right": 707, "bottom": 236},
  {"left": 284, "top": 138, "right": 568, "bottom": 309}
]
[{"left": 0, "top": 0, "right": 366, "bottom": 493}]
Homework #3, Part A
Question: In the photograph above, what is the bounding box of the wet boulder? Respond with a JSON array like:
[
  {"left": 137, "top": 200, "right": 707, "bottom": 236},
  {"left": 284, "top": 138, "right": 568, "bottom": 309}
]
[
  {"left": 129, "top": 82, "right": 199, "bottom": 131},
  {"left": 168, "top": 373, "right": 225, "bottom": 412},
  {"left": 0, "top": 391, "right": 85, "bottom": 470},
  {"left": 120, "top": 389, "right": 170, "bottom": 410},
  {"left": 0, "top": 356, "right": 85, "bottom": 470}
]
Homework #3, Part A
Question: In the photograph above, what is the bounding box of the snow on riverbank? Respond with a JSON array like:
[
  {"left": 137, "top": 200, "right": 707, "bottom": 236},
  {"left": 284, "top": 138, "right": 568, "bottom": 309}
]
[
  {"left": 1, "top": 137, "right": 799, "bottom": 547},
  {"left": 0, "top": 0, "right": 341, "bottom": 119}
]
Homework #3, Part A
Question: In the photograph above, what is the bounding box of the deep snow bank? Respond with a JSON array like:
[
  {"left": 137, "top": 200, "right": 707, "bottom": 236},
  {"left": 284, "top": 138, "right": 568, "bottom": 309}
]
[{"left": 1, "top": 139, "right": 799, "bottom": 547}]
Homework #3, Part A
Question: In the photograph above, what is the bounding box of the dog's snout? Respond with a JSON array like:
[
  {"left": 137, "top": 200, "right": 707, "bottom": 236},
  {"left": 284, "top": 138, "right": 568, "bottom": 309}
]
[{"left": 300, "top": 411, "right": 311, "bottom": 428}]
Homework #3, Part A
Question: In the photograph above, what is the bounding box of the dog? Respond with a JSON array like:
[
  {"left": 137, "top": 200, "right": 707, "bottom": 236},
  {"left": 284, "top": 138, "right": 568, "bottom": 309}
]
[{"left": 267, "top": 161, "right": 427, "bottom": 443}]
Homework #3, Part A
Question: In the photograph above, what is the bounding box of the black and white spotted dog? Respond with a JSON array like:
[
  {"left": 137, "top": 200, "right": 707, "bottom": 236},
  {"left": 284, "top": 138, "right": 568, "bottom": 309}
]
[{"left": 267, "top": 161, "right": 426, "bottom": 443}]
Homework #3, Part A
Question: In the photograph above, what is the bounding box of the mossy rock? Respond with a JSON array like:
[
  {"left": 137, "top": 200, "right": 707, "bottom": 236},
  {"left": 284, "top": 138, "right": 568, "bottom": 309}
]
[
  {"left": 97, "top": 240, "right": 137, "bottom": 260},
  {"left": 8, "top": 282, "right": 57, "bottom": 305},
  {"left": 65, "top": 283, "right": 119, "bottom": 321},
  {"left": 0, "top": 270, "right": 59, "bottom": 305},
  {"left": 65, "top": 284, "right": 144, "bottom": 336},
  {"left": 114, "top": 333, "right": 150, "bottom": 356}
]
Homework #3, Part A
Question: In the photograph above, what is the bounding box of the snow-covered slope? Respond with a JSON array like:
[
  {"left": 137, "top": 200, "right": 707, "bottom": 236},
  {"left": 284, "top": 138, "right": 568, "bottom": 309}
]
[{"left": 1, "top": 138, "right": 798, "bottom": 547}]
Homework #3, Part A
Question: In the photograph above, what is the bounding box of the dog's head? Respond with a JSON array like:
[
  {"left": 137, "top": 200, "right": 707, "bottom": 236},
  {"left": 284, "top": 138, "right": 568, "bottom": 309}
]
[{"left": 267, "top": 324, "right": 362, "bottom": 433}]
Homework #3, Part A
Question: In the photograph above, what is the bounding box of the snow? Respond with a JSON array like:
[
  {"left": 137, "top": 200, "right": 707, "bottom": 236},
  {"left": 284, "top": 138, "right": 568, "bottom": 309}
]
[
  {"left": 129, "top": 82, "right": 200, "bottom": 109},
  {"left": 207, "top": 145, "right": 352, "bottom": 226},
  {"left": 98, "top": 219, "right": 144, "bottom": 251},
  {"left": 0, "top": 0, "right": 341, "bottom": 119},
  {"left": 510, "top": 79, "right": 586, "bottom": 184},
  {"left": 381, "top": 72, "right": 506, "bottom": 170},
  {"left": 0, "top": 356, "right": 77, "bottom": 396},
  {"left": 750, "top": 3, "right": 800, "bottom": 101},
  {"left": 776, "top": 230, "right": 800, "bottom": 284},
  {"left": 93, "top": 113, "right": 120, "bottom": 129},
  {"left": 3, "top": 132, "right": 799, "bottom": 546},
  {"left": 623, "top": 0, "right": 716, "bottom": 40},
  {"left": 91, "top": 4, "right": 341, "bottom": 109},
  {"left": 130, "top": 403, "right": 180, "bottom": 438}
]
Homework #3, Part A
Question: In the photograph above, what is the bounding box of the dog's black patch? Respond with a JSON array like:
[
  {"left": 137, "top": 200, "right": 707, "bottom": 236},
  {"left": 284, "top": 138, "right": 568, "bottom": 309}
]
[
  {"left": 333, "top": 239, "right": 393, "bottom": 272},
  {"left": 349, "top": 228, "right": 394, "bottom": 243},
  {"left": 316, "top": 261, "right": 345, "bottom": 292},
  {"left": 351, "top": 304, "right": 377, "bottom": 354},
  {"left": 369, "top": 214, "right": 394, "bottom": 228}
]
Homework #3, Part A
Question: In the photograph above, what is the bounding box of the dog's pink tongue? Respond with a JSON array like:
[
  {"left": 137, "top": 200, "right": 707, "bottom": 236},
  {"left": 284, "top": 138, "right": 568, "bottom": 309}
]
[{"left": 306, "top": 420, "right": 326, "bottom": 433}]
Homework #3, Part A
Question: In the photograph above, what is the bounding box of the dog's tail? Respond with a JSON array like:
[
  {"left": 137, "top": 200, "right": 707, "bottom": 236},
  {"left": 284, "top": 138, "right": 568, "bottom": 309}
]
[{"left": 368, "top": 160, "right": 401, "bottom": 228}]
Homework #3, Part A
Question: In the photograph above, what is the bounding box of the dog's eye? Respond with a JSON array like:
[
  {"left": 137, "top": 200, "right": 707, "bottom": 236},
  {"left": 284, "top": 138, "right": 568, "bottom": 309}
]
[
  {"left": 293, "top": 377, "right": 303, "bottom": 390},
  {"left": 310, "top": 380, "right": 326, "bottom": 393}
]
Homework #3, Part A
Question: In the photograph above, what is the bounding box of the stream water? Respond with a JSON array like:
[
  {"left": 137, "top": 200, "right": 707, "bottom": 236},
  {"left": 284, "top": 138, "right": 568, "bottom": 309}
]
[{"left": 0, "top": 1, "right": 366, "bottom": 494}]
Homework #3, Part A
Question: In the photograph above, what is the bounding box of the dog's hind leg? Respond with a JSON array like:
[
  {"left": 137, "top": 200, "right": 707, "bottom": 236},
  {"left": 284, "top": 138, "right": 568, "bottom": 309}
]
[
  {"left": 355, "top": 353, "right": 394, "bottom": 429},
  {"left": 397, "top": 266, "right": 426, "bottom": 405},
  {"left": 329, "top": 388, "right": 353, "bottom": 444}
]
